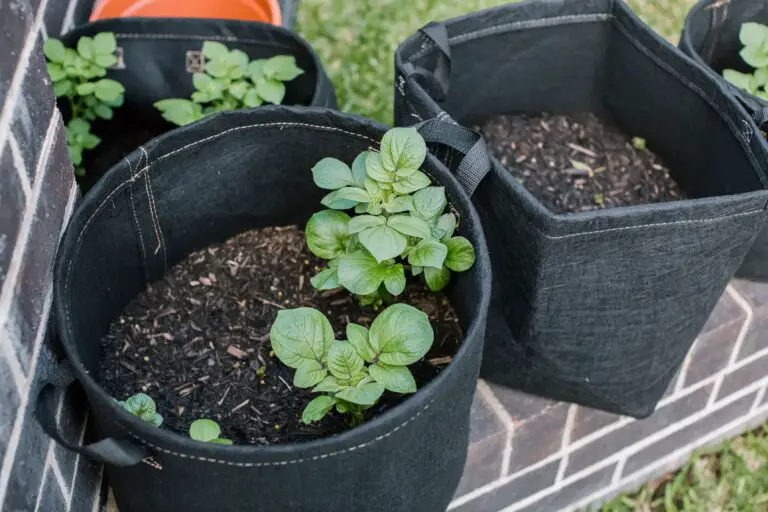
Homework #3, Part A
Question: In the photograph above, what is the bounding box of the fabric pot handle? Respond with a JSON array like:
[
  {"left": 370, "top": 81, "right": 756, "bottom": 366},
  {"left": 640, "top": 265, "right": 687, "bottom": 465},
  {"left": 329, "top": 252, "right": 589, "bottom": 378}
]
[
  {"left": 402, "top": 21, "right": 451, "bottom": 101},
  {"left": 36, "top": 360, "right": 151, "bottom": 467},
  {"left": 415, "top": 118, "right": 491, "bottom": 197}
]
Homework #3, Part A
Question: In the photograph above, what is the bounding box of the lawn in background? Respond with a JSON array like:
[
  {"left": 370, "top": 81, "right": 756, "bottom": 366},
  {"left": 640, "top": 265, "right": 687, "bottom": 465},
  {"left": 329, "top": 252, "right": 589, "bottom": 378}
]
[{"left": 297, "top": 1, "right": 768, "bottom": 510}]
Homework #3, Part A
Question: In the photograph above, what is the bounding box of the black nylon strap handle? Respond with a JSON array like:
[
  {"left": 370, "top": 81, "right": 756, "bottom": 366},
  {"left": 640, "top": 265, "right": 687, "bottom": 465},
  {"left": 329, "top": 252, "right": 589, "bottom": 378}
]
[
  {"left": 35, "top": 361, "right": 151, "bottom": 467},
  {"left": 403, "top": 22, "right": 452, "bottom": 101},
  {"left": 416, "top": 118, "right": 491, "bottom": 196}
]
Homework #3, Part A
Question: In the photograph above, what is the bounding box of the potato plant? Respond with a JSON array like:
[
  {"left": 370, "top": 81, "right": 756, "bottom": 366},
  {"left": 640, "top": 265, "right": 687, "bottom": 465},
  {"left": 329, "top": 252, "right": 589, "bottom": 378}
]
[
  {"left": 270, "top": 303, "right": 433, "bottom": 425},
  {"left": 117, "top": 393, "right": 163, "bottom": 427},
  {"left": 189, "top": 419, "right": 233, "bottom": 445},
  {"left": 305, "top": 127, "right": 476, "bottom": 306},
  {"left": 723, "top": 22, "right": 768, "bottom": 101},
  {"left": 155, "top": 41, "right": 304, "bottom": 126}
]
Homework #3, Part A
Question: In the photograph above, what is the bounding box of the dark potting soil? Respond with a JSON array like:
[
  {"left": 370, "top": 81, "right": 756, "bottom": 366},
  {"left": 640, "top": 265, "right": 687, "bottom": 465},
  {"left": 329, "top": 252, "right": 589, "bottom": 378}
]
[
  {"left": 99, "top": 226, "right": 463, "bottom": 445},
  {"left": 473, "top": 113, "right": 686, "bottom": 214}
]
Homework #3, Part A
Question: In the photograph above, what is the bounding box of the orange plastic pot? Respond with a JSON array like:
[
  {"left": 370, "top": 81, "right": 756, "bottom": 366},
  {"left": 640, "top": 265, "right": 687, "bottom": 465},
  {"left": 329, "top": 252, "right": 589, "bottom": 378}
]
[{"left": 90, "top": 0, "right": 282, "bottom": 25}]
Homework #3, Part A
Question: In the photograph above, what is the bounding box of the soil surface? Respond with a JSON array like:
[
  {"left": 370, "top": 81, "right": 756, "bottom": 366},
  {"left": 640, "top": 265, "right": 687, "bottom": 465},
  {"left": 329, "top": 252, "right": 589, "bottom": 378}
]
[
  {"left": 99, "top": 226, "right": 463, "bottom": 445},
  {"left": 473, "top": 113, "right": 686, "bottom": 214}
]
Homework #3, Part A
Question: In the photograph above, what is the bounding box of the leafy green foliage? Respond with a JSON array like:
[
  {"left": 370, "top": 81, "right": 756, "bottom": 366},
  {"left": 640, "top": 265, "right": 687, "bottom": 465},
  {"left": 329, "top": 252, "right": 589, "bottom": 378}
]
[
  {"left": 270, "top": 303, "right": 433, "bottom": 425},
  {"left": 117, "top": 393, "right": 163, "bottom": 427},
  {"left": 305, "top": 127, "right": 476, "bottom": 305},
  {"left": 44, "top": 33, "right": 124, "bottom": 176},
  {"left": 155, "top": 41, "right": 304, "bottom": 126},
  {"left": 189, "top": 419, "right": 233, "bottom": 445},
  {"left": 723, "top": 23, "right": 768, "bottom": 101}
]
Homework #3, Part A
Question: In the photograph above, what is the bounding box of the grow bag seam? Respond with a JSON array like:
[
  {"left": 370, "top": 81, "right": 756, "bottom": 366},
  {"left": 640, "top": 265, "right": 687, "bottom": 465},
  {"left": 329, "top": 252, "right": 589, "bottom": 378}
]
[
  {"left": 125, "top": 155, "right": 149, "bottom": 280},
  {"left": 407, "top": 14, "right": 612, "bottom": 62},
  {"left": 113, "top": 402, "right": 432, "bottom": 465},
  {"left": 111, "top": 33, "right": 296, "bottom": 52}
]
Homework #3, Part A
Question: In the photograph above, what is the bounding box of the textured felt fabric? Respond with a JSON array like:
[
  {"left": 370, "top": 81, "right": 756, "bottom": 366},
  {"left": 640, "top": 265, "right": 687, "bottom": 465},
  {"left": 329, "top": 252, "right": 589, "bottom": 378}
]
[
  {"left": 394, "top": 0, "right": 768, "bottom": 417},
  {"left": 60, "top": 18, "right": 336, "bottom": 191},
  {"left": 50, "top": 107, "right": 491, "bottom": 512},
  {"left": 680, "top": 0, "right": 768, "bottom": 280}
]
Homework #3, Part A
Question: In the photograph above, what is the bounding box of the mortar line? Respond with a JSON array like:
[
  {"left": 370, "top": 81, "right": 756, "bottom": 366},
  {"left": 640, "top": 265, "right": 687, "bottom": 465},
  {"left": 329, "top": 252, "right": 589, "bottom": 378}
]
[
  {"left": 555, "top": 405, "right": 577, "bottom": 483},
  {"left": 477, "top": 380, "right": 515, "bottom": 476},
  {"left": 67, "top": 410, "right": 90, "bottom": 507}
]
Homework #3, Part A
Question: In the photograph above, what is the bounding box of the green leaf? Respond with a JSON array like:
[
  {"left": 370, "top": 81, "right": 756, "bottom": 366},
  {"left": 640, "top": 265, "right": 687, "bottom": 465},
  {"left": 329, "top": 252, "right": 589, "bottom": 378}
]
[
  {"left": 393, "top": 171, "right": 431, "bottom": 194},
  {"left": 53, "top": 79, "right": 73, "bottom": 96},
  {"left": 321, "top": 187, "right": 370, "bottom": 209},
  {"left": 202, "top": 41, "right": 229, "bottom": 61},
  {"left": 313, "top": 375, "right": 344, "bottom": 393},
  {"left": 189, "top": 419, "right": 221, "bottom": 442},
  {"left": 434, "top": 213, "right": 457, "bottom": 241},
  {"left": 312, "top": 157, "right": 354, "bottom": 190},
  {"left": 269, "top": 308, "right": 333, "bottom": 368},
  {"left": 424, "top": 266, "right": 450, "bottom": 292},
  {"left": 193, "top": 72, "right": 215, "bottom": 92},
  {"left": 311, "top": 267, "right": 340, "bottom": 290},
  {"left": 368, "top": 304, "right": 434, "bottom": 366},
  {"left": 94, "top": 104, "right": 113, "bottom": 120},
  {"left": 243, "top": 89, "right": 263, "bottom": 108},
  {"left": 383, "top": 264, "right": 406, "bottom": 296},
  {"left": 387, "top": 215, "right": 431, "bottom": 239},
  {"left": 756, "top": 67, "right": 768, "bottom": 86},
  {"left": 358, "top": 225, "right": 407, "bottom": 263},
  {"left": 43, "top": 39, "right": 66, "bottom": 63},
  {"left": 365, "top": 152, "right": 393, "bottom": 183},
  {"left": 337, "top": 250, "right": 388, "bottom": 295},
  {"left": 68, "top": 118, "right": 91, "bottom": 134},
  {"left": 248, "top": 59, "right": 265, "bottom": 82},
  {"left": 408, "top": 239, "right": 448, "bottom": 269},
  {"left": 94, "top": 54, "right": 117, "bottom": 67},
  {"left": 93, "top": 32, "right": 117, "bottom": 55},
  {"left": 384, "top": 195, "right": 413, "bottom": 213},
  {"left": 327, "top": 341, "right": 365, "bottom": 382},
  {"left": 148, "top": 413, "right": 163, "bottom": 427},
  {"left": 76, "top": 82, "right": 96, "bottom": 95},
  {"left": 69, "top": 145, "right": 83, "bottom": 166},
  {"left": 154, "top": 98, "right": 202, "bottom": 127},
  {"left": 348, "top": 215, "right": 386, "bottom": 234},
  {"left": 77, "top": 36, "right": 95, "bottom": 60},
  {"left": 82, "top": 133, "right": 101, "bottom": 150},
  {"left": 741, "top": 46, "right": 768, "bottom": 69},
  {"left": 740, "top": 22, "right": 768, "bottom": 48},
  {"left": 227, "top": 49, "right": 249, "bottom": 76},
  {"left": 205, "top": 58, "right": 229, "bottom": 78},
  {"left": 380, "top": 127, "right": 427, "bottom": 173},
  {"left": 411, "top": 265, "right": 423, "bottom": 276},
  {"left": 351, "top": 151, "right": 369, "bottom": 187},
  {"left": 209, "top": 438, "right": 233, "bottom": 445},
  {"left": 257, "top": 77, "right": 286, "bottom": 104},
  {"left": 263, "top": 55, "right": 304, "bottom": 81},
  {"left": 305, "top": 210, "right": 350, "bottom": 259},
  {"left": 302, "top": 396, "right": 338, "bottom": 424},
  {"left": 412, "top": 186, "right": 447, "bottom": 221},
  {"left": 294, "top": 359, "right": 328, "bottom": 388},
  {"left": 346, "top": 324, "right": 374, "bottom": 363},
  {"left": 94, "top": 79, "right": 124, "bottom": 102},
  {"left": 444, "top": 236, "right": 475, "bottom": 272},
  {"left": 122, "top": 393, "right": 156, "bottom": 416},
  {"left": 46, "top": 63, "right": 65, "bottom": 82},
  {"left": 336, "top": 381, "right": 385, "bottom": 406},
  {"left": 229, "top": 81, "right": 249, "bottom": 100},
  {"left": 369, "top": 363, "right": 417, "bottom": 393}
]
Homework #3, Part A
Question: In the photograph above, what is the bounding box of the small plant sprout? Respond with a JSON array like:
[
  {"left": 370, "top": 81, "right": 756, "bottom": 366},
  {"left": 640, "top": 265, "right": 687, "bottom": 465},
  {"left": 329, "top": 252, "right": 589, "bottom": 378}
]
[
  {"left": 305, "top": 127, "right": 476, "bottom": 306},
  {"left": 723, "top": 22, "right": 768, "bottom": 101},
  {"left": 189, "top": 419, "right": 233, "bottom": 445},
  {"left": 43, "top": 33, "right": 125, "bottom": 176},
  {"left": 155, "top": 41, "right": 304, "bottom": 126},
  {"left": 270, "top": 303, "right": 434, "bottom": 426},
  {"left": 117, "top": 393, "right": 163, "bottom": 427}
]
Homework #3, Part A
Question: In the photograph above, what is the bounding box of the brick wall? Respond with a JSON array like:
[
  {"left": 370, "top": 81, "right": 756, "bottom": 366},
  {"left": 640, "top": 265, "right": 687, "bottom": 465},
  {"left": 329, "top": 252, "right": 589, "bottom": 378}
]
[
  {"left": 450, "top": 281, "right": 768, "bottom": 511},
  {"left": 0, "top": 0, "right": 102, "bottom": 511}
]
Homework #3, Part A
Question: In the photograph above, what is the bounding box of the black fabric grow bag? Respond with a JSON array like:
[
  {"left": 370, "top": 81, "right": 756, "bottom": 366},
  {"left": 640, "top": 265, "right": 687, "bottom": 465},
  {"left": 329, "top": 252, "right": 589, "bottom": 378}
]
[
  {"left": 394, "top": 0, "right": 768, "bottom": 417},
  {"left": 41, "top": 107, "right": 491, "bottom": 512},
  {"left": 680, "top": 0, "right": 768, "bottom": 280},
  {"left": 60, "top": 18, "right": 336, "bottom": 192}
]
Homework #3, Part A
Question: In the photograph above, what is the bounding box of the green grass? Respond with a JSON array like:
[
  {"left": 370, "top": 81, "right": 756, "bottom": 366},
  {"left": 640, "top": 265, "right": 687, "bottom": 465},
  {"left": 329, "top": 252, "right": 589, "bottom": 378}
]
[
  {"left": 295, "top": 0, "right": 768, "bottom": 510},
  {"left": 296, "top": 0, "right": 697, "bottom": 125}
]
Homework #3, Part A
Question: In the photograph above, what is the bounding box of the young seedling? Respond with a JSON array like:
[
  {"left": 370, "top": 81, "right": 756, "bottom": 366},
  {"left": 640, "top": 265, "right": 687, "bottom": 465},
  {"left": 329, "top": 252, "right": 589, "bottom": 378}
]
[
  {"left": 43, "top": 33, "right": 125, "bottom": 176},
  {"left": 117, "top": 393, "right": 163, "bottom": 427},
  {"left": 305, "top": 127, "right": 476, "bottom": 306},
  {"left": 270, "top": 303, "right": 434, "bottom": 426},
  {"left": 723, "top": 22, "right": 768, "bottom": 101},
  {"left": 155, "top": 41, "right": 304, "bottom": 126},
  {"left": 189, "top": 419, "right": 233, "bottom": 445}
]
